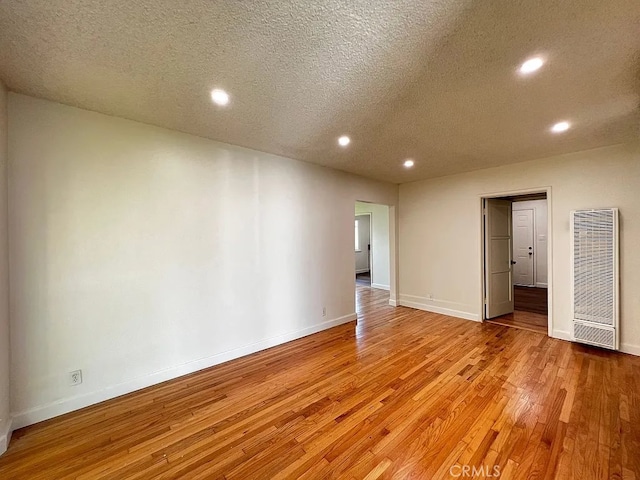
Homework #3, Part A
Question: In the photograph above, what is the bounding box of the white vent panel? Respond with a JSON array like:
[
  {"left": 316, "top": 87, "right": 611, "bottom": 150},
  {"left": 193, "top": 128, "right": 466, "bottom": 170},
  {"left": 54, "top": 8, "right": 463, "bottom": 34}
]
[
  {"left": 573, "top": 322, "right": 615, "bottom": 349},
  {"left": 570, "top": 208, "right": 618, "bottom": 350}
]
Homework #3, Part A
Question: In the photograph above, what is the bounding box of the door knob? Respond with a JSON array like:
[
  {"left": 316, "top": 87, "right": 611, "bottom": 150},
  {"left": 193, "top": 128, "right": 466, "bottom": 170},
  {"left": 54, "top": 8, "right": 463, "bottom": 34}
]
[{"left": 511, "top": 260, "right": 517, "bottom": 265}]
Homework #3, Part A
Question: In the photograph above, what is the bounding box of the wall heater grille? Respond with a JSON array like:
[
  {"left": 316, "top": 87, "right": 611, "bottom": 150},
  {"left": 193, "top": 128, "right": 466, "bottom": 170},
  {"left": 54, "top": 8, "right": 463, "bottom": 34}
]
[{"left": 570, "top": 208, "right": 619, "bottom": 349}]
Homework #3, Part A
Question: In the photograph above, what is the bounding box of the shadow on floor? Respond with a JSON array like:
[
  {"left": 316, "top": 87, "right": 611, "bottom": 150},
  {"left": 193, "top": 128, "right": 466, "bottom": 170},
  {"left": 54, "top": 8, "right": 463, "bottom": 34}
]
[{"left": 355, "top": 272, "right": 371, "bottom": 286}]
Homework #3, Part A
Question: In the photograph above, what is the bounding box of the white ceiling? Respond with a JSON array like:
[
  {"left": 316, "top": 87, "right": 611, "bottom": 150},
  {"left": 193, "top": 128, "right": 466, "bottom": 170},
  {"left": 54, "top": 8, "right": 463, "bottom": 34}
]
[{"left": 0, "top": 0, "right": 638, "bottom": 183}]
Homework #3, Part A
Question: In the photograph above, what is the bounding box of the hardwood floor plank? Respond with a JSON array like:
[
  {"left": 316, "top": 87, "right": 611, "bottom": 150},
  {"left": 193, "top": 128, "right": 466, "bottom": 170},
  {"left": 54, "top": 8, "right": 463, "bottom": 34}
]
[
  {"left": 514, "top": 286, "right": 548, "bottom": 315},
  {"left": 487, "top": 310, "right": 548, "bottom": 334},
  {"left": 0, "top": 285, "right": 638, "bottom": 479}
]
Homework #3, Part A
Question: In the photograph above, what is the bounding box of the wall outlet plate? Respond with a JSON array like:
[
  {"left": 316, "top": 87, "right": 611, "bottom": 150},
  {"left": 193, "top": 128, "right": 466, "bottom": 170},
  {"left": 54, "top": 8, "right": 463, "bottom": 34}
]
[{"left": 70, "top": 370, "right": 83, "bottom": 386}]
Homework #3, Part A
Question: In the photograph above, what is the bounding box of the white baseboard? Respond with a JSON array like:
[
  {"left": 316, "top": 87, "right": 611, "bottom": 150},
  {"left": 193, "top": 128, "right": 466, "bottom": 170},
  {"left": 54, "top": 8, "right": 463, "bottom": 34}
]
[
  {"left": 620, "top": 343, "right": 640, "bottom": 357},
  {"left": 399, "top": 294, "right": 480, "bottom": 322},
  {"left": 552, "top": 329, "right": 572, "bottom": 341},
  {"left": 552, "top": 330, "right": 639, "bottom": 357},
  {"left": 0, "top": 418, "right": 12, "bottom": 456},
  {"left": 388, "top": 299, "right": 398, "bottom": 307},
  {"left": 371, "top": 283, "right": 390, "bottom": 291},
  {"left": 11, "top": 313, "right": 357, "bottom": 430}
]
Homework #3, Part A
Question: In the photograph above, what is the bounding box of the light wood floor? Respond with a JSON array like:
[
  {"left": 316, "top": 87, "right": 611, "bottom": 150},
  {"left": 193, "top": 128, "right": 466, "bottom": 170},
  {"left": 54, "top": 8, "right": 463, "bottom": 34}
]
[
  {"left": 486, "top": 310, "right": 548, "bottom": 335},
  {"left": 514, "top": 286, "right": 548, "bottom": 316},
  {"left": 1, "top": 286, "right": 639, "bottom": 479}
]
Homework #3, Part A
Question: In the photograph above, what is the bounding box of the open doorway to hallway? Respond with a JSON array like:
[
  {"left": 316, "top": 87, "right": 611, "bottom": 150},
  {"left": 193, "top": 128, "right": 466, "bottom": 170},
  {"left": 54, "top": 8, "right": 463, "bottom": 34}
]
[
  {"left": 355, "top": 212, "right": 371, "bottom": 286},
  {"left": 355, "top": 201, "right": 391, "bottom": 310},
  {"left": 482, "top": 192, "right": 550, "bottom": 335}
]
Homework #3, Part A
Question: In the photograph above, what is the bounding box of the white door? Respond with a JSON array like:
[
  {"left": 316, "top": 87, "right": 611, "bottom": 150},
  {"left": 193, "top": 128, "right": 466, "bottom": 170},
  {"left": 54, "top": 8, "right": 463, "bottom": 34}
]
[
  {"left": 484, "top": 199, "right": 514, "bottom": 319},
  {"left": 512, "top": 209, "right": 534, "bottom": 286}
]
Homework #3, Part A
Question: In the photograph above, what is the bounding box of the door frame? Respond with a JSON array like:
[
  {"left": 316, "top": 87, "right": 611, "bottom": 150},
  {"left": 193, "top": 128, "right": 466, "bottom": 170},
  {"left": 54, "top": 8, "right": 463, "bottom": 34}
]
[
  {"left": 355, "top": 212, "right": 373, "bottom": 278},
  {"left": 479, "top": 187, "right": 553, "bottom": 337}
]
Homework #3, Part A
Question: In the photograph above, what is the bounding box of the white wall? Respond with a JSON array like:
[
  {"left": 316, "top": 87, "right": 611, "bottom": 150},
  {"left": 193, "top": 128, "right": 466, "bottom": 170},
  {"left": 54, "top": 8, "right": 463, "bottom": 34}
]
[
  {"left": 513, "top": 199, "right": 547, "bottom": 287},
  {"left": 0, "top": 80, "right": 10, "bottom": 455},
  {"left": 399, "top": 143, "right": 640, "bottom": 355},
  {"left": 7, "top": 94, "right": 398, "bottom": 428},
  {"left": 355, "top": 202, "right": 390, "bottom": 290}
]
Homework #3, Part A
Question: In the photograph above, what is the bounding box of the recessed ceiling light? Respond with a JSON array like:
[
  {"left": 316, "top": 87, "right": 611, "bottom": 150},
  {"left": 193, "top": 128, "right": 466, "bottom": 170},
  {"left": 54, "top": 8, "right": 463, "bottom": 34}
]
[
  {"left": 403, "top": 159, "right": 415, "bottom": 168},
  {"left": 519, "top": 57, "right": 545, "bottom": 75},
  {"left": 550, "top": 121, "right": 571, "bottom": 133},
  {"left": 211, "top": 89, "right": 230, "bottom": 106},
  {"left": 338, "top": 135, "right": 351, "bottom": 147}
]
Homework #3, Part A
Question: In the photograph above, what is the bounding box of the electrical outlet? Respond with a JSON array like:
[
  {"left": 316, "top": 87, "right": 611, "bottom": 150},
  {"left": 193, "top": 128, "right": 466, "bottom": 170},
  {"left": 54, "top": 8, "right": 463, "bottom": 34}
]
[
  {"left": 70, "top": 370, "right": 82, "bottom": 386},
  {"left": 322, "top": 307, "right": 327, "bottom": 317}
]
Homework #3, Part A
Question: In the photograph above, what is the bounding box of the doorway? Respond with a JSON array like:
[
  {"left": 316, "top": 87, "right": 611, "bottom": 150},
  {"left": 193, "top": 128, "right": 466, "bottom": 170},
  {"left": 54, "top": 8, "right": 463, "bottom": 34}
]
[
  {"left": 354, "top": 202, "right": 391, "bottom": 291},
  {"left": 481, "top": 191, "right": 550, "bottom": 335},
  {"left": 355, "top": 213, "right": 372, "bottom": 286},
  {"left": 354, "top": 202, "right": 392, "bottom": 314}
]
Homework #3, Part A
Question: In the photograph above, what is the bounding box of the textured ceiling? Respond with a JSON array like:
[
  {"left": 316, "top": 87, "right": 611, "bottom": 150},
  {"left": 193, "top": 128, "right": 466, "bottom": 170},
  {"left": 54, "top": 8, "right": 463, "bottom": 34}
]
[{"left": 0, "top": 0, "right": 639, "bottom": 183}]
